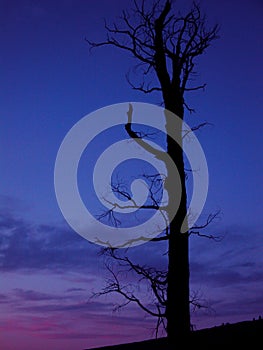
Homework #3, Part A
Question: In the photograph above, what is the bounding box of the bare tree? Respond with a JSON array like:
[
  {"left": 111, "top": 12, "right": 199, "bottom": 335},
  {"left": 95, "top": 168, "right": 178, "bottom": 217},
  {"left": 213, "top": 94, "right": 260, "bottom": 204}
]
[{"left": 87, "top": 0, "right": 219, "bottom": 346}]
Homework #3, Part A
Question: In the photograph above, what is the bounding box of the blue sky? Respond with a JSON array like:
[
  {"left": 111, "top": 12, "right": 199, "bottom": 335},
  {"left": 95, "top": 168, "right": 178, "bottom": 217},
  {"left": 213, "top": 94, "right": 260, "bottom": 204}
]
[{"left": 1, "top": 0, "right": 263, "bottom": 349}]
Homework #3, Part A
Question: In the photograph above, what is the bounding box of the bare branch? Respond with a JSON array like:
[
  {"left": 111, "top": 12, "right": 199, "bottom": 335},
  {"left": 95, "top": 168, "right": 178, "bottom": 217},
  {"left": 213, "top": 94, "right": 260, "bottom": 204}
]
[
  {"left": 189, "top": 231, "right": 222, "bottom": 242},
  {"left": 93, "top": 262, "right": 165, "bottom": 318},
  {"left": 190, "top": 210, "right": 221, "bottom": 230},
  {"left": 126, "top": 71, "right": 162, "bottom": 93},
  {"left": 183, "top": 100, "right": 195, "bottom": 114},
  {"left": 189, "top": 211, "right": 223, "bottom": 241},
  {"left": 125, "top": 103, "right": 167, "bottom": 160},
  {"left": 190, "top": 289, "right": 212, "bottom": 312},
  {"left": 184, "top": 83, "right": 206, "bottom": 91},
  {"left": 86, "top": 0, "right": 219, "bottom": 112},
  {"left": 105, "top": 249, "right": 167, "bottom": 304},
  {"left": 190, "top": 121, "right": 213, "bottom": 132}
]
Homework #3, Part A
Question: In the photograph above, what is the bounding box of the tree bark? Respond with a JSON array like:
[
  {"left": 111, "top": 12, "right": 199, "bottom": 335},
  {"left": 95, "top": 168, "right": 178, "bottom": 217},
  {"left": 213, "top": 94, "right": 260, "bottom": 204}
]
[{"left": 164, "top": 98, "right": 191, "bottom": 344}]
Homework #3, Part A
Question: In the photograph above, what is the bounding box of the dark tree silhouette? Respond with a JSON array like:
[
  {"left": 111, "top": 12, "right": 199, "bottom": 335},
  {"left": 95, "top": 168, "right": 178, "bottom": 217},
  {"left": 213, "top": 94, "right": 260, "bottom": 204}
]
[{"left": 87, "top": 0, "right": 219, "bottom": 346}]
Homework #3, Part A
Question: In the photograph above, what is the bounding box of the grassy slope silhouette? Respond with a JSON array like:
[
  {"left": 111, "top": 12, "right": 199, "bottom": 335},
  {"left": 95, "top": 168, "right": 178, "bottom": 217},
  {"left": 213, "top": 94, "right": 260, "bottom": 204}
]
[{"left": 86, "top": 318, "right": 263, "bottom": 349}]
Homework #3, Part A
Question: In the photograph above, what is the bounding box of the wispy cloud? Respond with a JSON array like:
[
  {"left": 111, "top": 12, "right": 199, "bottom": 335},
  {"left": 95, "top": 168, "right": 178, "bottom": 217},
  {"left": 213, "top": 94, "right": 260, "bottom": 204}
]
[
  {"left": 1, "top": 198, "right": 262, "bottom": 342},
  {"left": 189, "top": 224, "right": 263, "bottom": 327},
  {"left": 0, "top": 209, "right": 101, "bottom": 274},
  {"left": 66, "top": 287, "right": 86, "bottom": 292},
  {"left": 0, "top": 285, "right": 155, "bottom": 344}
]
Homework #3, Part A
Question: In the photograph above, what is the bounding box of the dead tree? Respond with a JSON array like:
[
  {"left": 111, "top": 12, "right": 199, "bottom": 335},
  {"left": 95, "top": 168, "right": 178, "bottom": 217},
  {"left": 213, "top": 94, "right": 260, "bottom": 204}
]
[{"left": 87, "top": 0, "right": 219, "bottom": 346}]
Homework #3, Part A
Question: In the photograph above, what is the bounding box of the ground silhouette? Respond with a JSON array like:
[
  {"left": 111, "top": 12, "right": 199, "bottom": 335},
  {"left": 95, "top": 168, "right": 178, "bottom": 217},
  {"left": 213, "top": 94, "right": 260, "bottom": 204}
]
[{"left": 86, "top": 318, "right": 263, "bottom": 349}]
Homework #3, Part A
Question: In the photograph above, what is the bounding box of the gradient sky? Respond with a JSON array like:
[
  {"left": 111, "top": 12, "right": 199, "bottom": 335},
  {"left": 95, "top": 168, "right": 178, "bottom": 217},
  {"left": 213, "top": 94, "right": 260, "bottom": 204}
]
[{"left": 1, "top": 0, "right": 263, "bottom": 349}]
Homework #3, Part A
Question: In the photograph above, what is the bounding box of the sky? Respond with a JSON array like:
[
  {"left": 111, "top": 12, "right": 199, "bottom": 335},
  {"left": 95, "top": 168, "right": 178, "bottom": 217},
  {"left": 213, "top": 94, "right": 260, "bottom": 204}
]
[{"left": 1, "top": 0, "right": 263, "bottom": 349}]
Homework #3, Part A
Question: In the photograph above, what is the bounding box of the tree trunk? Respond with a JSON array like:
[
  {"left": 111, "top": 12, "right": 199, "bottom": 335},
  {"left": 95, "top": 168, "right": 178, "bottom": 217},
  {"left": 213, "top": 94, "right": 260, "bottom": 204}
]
[{"left": 164, "top": 100, "right": 191, "bottom": 345}]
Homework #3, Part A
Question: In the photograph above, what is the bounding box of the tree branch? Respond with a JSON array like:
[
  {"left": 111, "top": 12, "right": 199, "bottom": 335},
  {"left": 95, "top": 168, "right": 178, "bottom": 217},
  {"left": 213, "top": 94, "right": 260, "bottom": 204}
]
[
  {"left": 189, "top": 211, "right": 223, "bottom": 241},
  {"left": 93, "top": 262, "right": 165, "bottom": 318}
]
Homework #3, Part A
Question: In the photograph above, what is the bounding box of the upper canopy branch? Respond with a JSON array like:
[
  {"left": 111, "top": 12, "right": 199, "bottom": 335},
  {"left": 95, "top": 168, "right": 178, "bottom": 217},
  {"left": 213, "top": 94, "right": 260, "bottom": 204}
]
[{"left": 86, "top": 0, "right": 219, "bottom": 101}]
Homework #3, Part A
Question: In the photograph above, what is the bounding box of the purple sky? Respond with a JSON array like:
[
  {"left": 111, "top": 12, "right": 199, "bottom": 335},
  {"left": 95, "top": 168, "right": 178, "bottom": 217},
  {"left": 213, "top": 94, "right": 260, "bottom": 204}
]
[{"left": 1, "top": 0, "right": 263, "bottom": 349}]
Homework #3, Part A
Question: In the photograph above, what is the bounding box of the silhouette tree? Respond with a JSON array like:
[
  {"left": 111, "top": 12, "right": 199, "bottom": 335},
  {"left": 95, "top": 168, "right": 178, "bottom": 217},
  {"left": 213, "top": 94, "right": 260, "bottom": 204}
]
[{"left": 87, "top": 0, "right": 219, "bottom": 346}]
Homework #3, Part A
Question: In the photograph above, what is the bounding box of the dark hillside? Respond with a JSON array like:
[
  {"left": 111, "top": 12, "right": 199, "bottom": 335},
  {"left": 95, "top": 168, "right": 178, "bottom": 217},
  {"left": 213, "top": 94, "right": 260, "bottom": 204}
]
[{"left": 86, "top": 318, "right": 263, "bottom": 349}]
